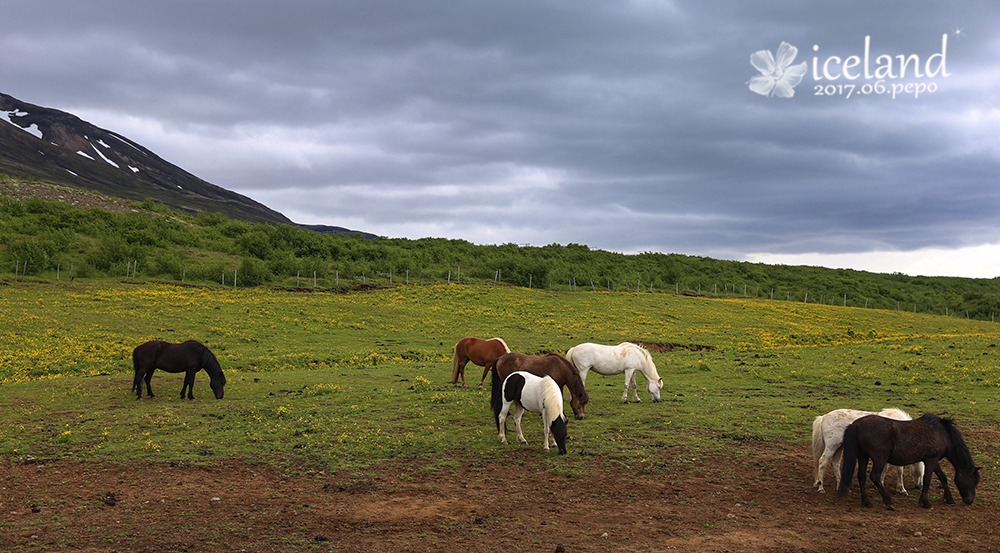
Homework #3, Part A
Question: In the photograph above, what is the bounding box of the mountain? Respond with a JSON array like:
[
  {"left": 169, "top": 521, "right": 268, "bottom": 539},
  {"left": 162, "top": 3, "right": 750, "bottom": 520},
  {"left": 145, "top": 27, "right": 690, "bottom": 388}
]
[{"left": 0, "top": 92, "right": 373, "bottom": 236}]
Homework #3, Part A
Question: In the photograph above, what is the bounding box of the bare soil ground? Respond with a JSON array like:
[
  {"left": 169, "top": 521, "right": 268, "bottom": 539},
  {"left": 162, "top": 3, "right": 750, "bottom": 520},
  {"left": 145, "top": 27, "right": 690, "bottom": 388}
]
[{"left": 2, "top": 438, "right": 996, "bottom": 553}]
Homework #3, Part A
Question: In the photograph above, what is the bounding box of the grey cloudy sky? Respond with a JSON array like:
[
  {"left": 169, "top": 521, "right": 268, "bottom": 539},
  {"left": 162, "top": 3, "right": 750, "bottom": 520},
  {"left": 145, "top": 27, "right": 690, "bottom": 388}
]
[{"left": 2, "top": 1, "right": 998, "bottom": 276}]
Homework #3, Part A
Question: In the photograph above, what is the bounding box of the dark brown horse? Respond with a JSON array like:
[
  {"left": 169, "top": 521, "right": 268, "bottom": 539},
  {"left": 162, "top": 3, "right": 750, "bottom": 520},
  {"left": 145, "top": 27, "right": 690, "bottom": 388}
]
[
  {"left": 493, "top": 352, "right": 589, "bottom": 420},
  {"left": 839, "top": 414, "right": 980, "bottom": 509},
  {"left": 132, "top": 340, "right": 226, "bottom": 400},
  {"left": 451, "top": 336, "right": 511, "bottom": 388}
]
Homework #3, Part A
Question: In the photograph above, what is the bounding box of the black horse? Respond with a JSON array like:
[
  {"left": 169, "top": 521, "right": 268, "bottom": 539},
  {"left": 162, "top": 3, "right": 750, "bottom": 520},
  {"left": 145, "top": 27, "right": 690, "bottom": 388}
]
[
  {"left": 132, "top": 340, "right": 226, "bottom": 400},
  {"left": 838, "top": 413, "right": 979, "bottom": 509}
]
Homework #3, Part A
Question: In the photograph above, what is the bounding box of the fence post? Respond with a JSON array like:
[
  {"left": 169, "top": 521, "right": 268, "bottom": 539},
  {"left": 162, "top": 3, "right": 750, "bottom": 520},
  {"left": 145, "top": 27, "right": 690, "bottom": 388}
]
[
  {"left": 68, "top": 263, "right": 73, "bottom": 281},
  {"left": 57, "top": 261, "right": 61, "bottom": 281},
  {"left": 234, "top": 269, "right": 237, "bottom": 288}
]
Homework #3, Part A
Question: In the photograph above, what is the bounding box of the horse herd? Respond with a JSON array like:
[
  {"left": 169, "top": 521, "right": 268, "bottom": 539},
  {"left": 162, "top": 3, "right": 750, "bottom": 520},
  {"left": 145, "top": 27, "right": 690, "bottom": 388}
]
[{"left": 129, "top": 337, "right": 981, "bottom": 510}]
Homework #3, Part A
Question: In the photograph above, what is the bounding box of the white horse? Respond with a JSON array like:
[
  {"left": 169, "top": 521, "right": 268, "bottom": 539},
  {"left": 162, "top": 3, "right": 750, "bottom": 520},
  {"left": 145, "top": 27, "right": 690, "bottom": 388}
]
[
  {"left": 565, "top": 342, "right": 663, "bottom": 403},
  {"left": 490, "top": 367, "right": 568, "bottom": 454},
  {"left": 812, "top": 407, "right": 925, "bottom": 493}
]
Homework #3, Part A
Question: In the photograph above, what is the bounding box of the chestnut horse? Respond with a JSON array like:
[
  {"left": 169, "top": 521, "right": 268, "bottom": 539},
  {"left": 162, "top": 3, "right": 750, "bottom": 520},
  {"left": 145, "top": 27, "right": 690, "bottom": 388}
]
[
  {"left": 451, "top": 337, "right": 510, "bottom": 388},
  {"left": 492, "top": 352, "right": 589, "bottom": 420}
]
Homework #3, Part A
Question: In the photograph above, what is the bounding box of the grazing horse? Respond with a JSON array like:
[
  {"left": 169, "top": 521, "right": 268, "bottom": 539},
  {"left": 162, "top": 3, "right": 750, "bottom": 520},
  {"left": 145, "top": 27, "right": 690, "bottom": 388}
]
[
  {"left": 812, "top": 407, "right": 925, "bottom": 494},
  {"left": 490, "top": 366, "right": 568, "bottom": 454},
  {"left": 493, "top": 352, "right": 589, "bottom": 420},
  {"left": 565, "top": 342, "right": 663, "bottom": 403},
  {"left": 451, "top": 337, "right": 511, "bottom": 389},
  {"left": 839, "top": 414, "right": 980, "bottom": 509},
  {"left": 132, "top": 340, "right": 226, "bottom": 400}
]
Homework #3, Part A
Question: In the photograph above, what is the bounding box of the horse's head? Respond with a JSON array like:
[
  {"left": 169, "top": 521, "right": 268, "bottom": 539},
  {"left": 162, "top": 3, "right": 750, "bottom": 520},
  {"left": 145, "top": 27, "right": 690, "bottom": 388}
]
[
  {"left": 550, "top": 415, "right": 568, "bottom": 455},
  {"left": 955, "top": 466, "right": 981, "bottom": 505},
  {"left": 569, "top": 395, "right": 586, "bottom": 420},
  {"left": 210, "top": 371, "right": 227, "bottom": 399},
  {"left": 647, "top": 377, "right": 664, "bottom": 403}
]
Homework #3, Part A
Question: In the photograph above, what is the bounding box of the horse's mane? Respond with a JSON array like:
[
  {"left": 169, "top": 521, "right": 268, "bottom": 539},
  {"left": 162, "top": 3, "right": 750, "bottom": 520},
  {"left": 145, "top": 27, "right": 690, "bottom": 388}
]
[
  {"left": 539, "top": 376, "right": 566, "bottom": 426},
  {"left": 933, "top": 415, "right": 976, "bottom": 470},
  {"left": 554, "top": 354, "right": 589, "bottom": 405},
  {"left": 198, "top": 343, "right": 224, "bottom": 379},
  {"left": 490, "top": 337, "right": 511, "bottom": 353}
]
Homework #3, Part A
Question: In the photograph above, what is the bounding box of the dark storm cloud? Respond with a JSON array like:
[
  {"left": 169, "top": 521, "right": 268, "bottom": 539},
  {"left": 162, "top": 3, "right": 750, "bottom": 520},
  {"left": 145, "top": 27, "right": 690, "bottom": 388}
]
[{"left": 1, "top": 0, "right": 998, "bottom": 275}]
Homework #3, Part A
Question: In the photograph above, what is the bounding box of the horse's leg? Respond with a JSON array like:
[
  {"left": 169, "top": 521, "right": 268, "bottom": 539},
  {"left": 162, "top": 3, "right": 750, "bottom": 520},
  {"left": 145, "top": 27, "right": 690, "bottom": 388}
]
[
  {"left": 182, "top": 370, "right": 196, "bottom": 400},
  {"left": 891, "top": 464, "right": 908, "bottom": 495},
  {"left": 497, "top": 403, "right": 511, "bottom": 445},
  {"left": 911, "top": 462, "right": 925, "bottom": 489},
  {"left": 620, "top": 370, "right": 633, "bottom": 403},
  {"left": 144, "top": 369, "right": 155, "bottom": 398},
  {"left": 815, "top": 446, "right": 836, "bottom": 493},
  {"left": 629, "top": 370, "right": 641, "bottom": 403},
  {"left": 478, "top": 363, "right": 492, "bottom": 390},
  {"left": 917, "top": 460, "right": 939, "bottom": 508},
  {"left": 868, "top": 458, "right": 894, "bottom": 509},
  {"left": 856, "top": 452, "right": 873, "bottom": 508},
  {"left": 931, "top": 461, "right": 955, "bottom": 506},
  {"left": 830, "top": 446, "right": 844, "bottom": 490},
  {"left": 512, "top": 404, "right": 528, "bottom": 446}
]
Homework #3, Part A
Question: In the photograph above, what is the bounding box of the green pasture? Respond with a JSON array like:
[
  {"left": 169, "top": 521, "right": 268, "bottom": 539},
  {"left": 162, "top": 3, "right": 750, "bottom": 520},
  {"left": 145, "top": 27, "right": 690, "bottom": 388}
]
[{"left": 3, "top": 280, "right": 1000, "bottom": 482}]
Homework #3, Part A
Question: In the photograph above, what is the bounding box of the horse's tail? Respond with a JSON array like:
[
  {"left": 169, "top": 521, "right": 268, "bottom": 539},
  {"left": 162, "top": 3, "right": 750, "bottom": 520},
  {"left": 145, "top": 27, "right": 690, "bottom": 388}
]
[
  {"left": 131, "top": 348, "right": 141, "bottom": 392},
  {"left": 838, "top": 424, "right": 860, "bottom": 496},
  {"left": 564, "top": 346, "right": 576, "bottom": 367},
  {"left": 490, "top": 360, "right": 504, "bottom": 431},
  {"left": 451, "top": 340, "right": 463, "bottom": 383},
  {"left": 811, "top": 415, "right": 826, "bottom": 482}
]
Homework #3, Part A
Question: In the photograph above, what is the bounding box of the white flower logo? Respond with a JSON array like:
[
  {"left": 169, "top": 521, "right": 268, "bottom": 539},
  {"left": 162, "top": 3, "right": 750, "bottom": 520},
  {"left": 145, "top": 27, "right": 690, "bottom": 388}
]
[{"left": 749, "top": 42, "right": 808, "bottom": 98}]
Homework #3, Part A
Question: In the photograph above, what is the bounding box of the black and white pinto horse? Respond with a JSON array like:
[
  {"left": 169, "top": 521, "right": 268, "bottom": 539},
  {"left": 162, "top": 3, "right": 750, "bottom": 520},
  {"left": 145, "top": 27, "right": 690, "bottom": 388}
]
[{"left": 490, "top": 365, "right": 568, "bottom": 454}]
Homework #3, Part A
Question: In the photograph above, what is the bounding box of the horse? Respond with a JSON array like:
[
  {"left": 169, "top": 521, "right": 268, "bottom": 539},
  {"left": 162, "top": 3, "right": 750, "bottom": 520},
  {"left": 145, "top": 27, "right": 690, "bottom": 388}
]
[
  {"left": 565, "top": 342, "right": 663, "bottom": 403},
  {"left": 812, "top": 407, "right": 925, "bottom": 494},
  {"left": 132, "top": 340, "right": 227, "bottom": 400},
  {"left": 451, "top": 337, "right": 511, "bottom": 389},
  {"left": 493, "top": 352, "right": 589, "bottom": 420},
  {"left": 838, "top": 414, "right": 980, "bottom": 509},
  {"left": 490, "top": 365, "right": 568, "bottom": 454}
]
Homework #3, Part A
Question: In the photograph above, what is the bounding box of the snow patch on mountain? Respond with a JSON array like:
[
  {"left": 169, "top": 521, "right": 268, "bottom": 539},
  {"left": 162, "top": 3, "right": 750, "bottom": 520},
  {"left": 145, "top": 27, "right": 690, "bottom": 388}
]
[
  {"left": 90, "top": 142, "right": 119, "bottom": 168},
  {"left": 1, "top": 109, "right": 43, "bottom": 139}
]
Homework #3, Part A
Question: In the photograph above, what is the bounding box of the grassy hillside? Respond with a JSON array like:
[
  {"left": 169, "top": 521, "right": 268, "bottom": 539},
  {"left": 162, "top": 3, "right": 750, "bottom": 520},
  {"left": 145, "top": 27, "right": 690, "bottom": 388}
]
[
  {"left": 2, "top": 281, "right": 1000, "bottom": 478},
  {"left": 3, "top": 175, "right": 1000, "bottom": 320}
]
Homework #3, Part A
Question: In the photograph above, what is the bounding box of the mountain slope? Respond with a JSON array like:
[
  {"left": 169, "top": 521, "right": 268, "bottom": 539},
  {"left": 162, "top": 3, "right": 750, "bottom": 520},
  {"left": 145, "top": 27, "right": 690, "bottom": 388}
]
[{"left": 0, "top": 92, "right": 317, "bottom": 228}]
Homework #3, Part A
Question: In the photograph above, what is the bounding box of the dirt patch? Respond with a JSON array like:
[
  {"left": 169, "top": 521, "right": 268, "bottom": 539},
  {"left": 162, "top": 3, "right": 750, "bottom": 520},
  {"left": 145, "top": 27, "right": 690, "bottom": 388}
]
[
  {"left": 2, "top": 440, "right": 995, "bottom": 552},
  {"left": 631, "top": 340, "right": 716, "bottom": 353},
  {"left": 0, "top": 178, "right": 139, "bottom": 213}
]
